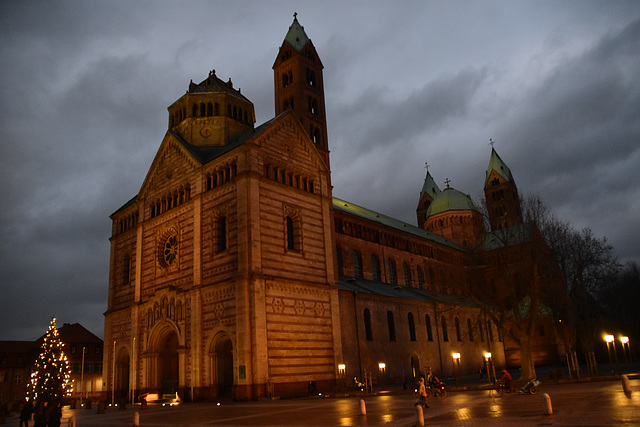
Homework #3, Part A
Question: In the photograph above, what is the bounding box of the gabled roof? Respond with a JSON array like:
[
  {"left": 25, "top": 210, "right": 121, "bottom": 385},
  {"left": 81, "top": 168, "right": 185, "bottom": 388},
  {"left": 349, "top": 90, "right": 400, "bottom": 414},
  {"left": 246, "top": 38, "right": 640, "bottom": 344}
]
[
  {"left": 112, "top": 110, "right": 314, "bottom": 215},
  {"left": 333, "top": 197, "right": 461, "bottom": 250},
  {"left": 36, "top": 323, "right": 102, "bottom": 345},
  {"left": 337, "top": 276, "right": 476, "bottom": 308},
  {"left": 420, "top": 171, "right": 441, "bottom": 200},
  {"left": 485, "top": 147, "right": 515, "bottom": 185}
]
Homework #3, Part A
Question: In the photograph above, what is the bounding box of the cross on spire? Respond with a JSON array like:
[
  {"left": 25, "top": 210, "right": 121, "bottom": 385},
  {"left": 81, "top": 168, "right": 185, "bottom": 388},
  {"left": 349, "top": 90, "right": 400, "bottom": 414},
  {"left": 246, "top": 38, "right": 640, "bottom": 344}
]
[
  {"left": 444, "top": 178, "right": 451, "bottom": 188},
  {"left": 489, "top": 138, "right": 495, "bottom": 148},
  {"left": 293, "top": 12, "right": 298, "bottom": 20},
  {"left": 424, "top": 161, "right": 430, "bottom": 172}
]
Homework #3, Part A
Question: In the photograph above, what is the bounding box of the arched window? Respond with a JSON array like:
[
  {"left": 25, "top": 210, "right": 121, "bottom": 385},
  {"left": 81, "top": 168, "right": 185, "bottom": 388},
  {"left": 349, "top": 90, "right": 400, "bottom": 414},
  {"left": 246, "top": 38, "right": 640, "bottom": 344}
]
[
  {"left": 403, "top": 262, "right": 411, "bottom": 287},
  {"left": 387, "top": 311, "right": 396, "bottom": 341},
  {"left": 488, "top": 320, "right": 494, "bottom": 341},
  {"left": 207, "top": 103, "right": 213, "bottom": 116},
  {"left": 388, "top": 258, "right": 397, "bottom": 285},
  {"left": 467, "top": 318, "right": 474, "bottom": 341},
  {"left": 441, "top": 316, "right": 449, "bottom": 342},
  {"left": 371, "top": 254, "right": 381, "bottom": 281},
  {"left": 417, "top": 266, "right": 424, "bottom": 289},
  {"left": 352, "top": 250, "right": 363, "bottom": 278},
  {"left": 429, "top": 268, "right": 434, "bottom": 286},
  {"left": 286, "top": 216, "right": 295, "bottom": 250},
  {"left": 217, "top": 216, "right": 227, "bottom": 253},
  {"left": 122, "top": 254, "right": 130, "bottom": 285},
  {"left": 425, "top": 314, "right": 433, "bottom": 341},
  {"left": 364, "top": 308, "right": 373, "bottom": 341},
  {"left": 408, "top": 312, "right": 416, "bottom": 341},
  {"left": 200, "top": 103, "right": 206, "bottom": 117},
  {"left": 478, "top": 319, "right": 485, "bottom": 342},
  {"left": 455, "top": 317, "right": 462, "bottom": 341}
]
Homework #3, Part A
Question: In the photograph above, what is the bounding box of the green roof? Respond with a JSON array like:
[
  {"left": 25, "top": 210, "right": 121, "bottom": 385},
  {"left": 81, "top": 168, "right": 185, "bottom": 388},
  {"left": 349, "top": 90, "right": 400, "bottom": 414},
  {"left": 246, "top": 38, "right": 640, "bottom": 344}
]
[
  {"left": 485, "top": 148, "right": 515, "bottom": 185},
  {"left": 333, "top": 197, "right": 461, "bottom": 250},
  {"left": 337, "top": 276, "right": 477, "bottom": 308},
  {"left": 420, "top": 171, "right": 441, "bottom": 199},
  {"left": 426, "top": 187, "right": 480, "bottom": 216},
  {"left": 284, "top": 15, "right": 310, "bottom": 52}
]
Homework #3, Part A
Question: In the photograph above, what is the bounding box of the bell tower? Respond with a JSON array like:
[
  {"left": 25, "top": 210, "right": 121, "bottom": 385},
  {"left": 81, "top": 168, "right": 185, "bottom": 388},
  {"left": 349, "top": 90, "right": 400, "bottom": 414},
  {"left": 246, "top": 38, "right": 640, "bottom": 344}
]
[
  {"left": 484, "top": 145, "right": 523, "bottom": 231},
  {"left": 273, "top": 14, "right": 330, "bottom": 169}
]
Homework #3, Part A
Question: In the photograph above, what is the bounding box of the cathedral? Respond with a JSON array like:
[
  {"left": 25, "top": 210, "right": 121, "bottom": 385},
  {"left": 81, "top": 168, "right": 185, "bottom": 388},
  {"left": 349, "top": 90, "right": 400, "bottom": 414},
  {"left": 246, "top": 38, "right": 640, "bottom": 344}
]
[{"left": 104, "top": 16, "right": 560, "bottom": 401}]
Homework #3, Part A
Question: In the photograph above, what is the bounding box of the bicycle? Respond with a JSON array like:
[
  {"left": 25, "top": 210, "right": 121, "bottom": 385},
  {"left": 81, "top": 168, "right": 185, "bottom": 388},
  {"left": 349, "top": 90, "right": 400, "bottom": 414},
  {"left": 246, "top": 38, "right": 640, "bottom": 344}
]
[{"left": 490, "top": 380, "right": 510, "bottom": 397}]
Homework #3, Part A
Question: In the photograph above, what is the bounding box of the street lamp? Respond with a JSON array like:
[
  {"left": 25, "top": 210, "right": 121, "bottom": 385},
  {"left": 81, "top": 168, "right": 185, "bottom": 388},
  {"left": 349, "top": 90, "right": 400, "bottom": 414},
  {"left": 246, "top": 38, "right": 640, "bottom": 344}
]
[
  {"left": 604, "top": 335, "right": 615, "bottom": 371},
  {"left": 620, "top": 337, "right": 630, "bottom": 364},
  {"left": 378, "top": 362, "right": 386, "bottom": 386},
  {"left": 484, "top": 352, "right": 494, "bottom": 384},
  {"left": 337, "top": 364, "right": 346, "bottom": 390},
  {"left": 452, "top": 353, "right": 461, "bottom": 386}
]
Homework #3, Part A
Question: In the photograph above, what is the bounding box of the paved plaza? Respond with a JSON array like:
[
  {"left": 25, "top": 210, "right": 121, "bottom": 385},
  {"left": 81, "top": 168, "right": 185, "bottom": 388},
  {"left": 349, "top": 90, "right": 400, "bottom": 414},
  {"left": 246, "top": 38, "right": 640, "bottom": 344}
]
[{"left": 7, "top": 376, "right": 637, "bottom": 426}]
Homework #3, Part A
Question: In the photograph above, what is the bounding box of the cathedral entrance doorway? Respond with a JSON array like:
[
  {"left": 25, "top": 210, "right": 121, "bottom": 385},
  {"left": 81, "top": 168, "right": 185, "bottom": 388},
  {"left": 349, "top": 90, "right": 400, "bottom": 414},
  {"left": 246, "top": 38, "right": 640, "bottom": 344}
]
[
  {"left": 157, "top": 329, "right": 179, "bottom": 397},
  {"left": 411, "top": 355, "right": 420, "bottom": 378},
  {"left": 210, "top": 334, "right": 233, "bottom": 396},
  {"left": 115, "top": 348, "right": 130, "bottom": 401}
]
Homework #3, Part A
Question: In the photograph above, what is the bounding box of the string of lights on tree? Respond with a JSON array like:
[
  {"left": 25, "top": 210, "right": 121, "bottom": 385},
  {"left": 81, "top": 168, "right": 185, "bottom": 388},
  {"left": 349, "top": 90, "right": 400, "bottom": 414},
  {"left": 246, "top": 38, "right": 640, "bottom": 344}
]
[{"left": 26, "top": 317, "right": 73, "bottom": 404}]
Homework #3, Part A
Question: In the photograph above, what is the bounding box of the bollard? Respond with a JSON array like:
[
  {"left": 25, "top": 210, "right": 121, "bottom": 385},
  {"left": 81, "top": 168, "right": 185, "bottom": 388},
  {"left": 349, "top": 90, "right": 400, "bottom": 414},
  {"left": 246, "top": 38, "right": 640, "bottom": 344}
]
[
  {"left": 133, "top": 411, "right": 140, "bottom": 427},
  {"left": 67, "top": 416, "right": 76, "bottom": 427},
  {"left": 415, "top": 404, "right": 424, "bottom": 426},
  {"left": 542, "top": 393, "right": 553, "bottom": 415},
  {"left": 622, "top": 375, "right": 632, "bottom": 398},
  {"left": 359, "top": 399, "right": 366, "bottom": 415}
]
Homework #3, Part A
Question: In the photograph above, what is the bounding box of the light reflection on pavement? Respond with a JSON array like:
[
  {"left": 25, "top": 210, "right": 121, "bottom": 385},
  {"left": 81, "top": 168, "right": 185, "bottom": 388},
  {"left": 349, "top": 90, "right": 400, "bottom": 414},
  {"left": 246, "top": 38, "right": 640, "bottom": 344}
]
[{"left": 48, "top": 379, "right": 639, "bottom": 426}]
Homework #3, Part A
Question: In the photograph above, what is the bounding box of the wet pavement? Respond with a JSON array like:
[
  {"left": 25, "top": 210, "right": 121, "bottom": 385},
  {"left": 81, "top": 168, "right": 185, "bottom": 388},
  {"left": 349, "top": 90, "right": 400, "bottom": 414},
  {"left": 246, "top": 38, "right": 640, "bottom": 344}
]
[
  {"left": 5, "top": 367, "right": 639, "bottom": 426},
  {"left": 13, "top": 376, "right": 637, "bottom": 426}
]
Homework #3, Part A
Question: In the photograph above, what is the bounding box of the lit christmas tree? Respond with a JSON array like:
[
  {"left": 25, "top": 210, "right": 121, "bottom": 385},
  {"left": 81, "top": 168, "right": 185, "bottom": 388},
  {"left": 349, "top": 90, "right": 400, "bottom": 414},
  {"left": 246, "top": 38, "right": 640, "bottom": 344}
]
[{"left": 26, "top": 318, "right": 73, "bottom": 405}]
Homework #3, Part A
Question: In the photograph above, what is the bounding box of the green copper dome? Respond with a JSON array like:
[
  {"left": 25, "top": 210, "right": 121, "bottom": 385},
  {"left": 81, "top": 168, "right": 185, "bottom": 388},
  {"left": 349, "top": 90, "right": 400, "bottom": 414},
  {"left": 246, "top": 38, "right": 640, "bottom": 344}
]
[{"left": 426, "top": 187, "right": 480, "bottom": 217}]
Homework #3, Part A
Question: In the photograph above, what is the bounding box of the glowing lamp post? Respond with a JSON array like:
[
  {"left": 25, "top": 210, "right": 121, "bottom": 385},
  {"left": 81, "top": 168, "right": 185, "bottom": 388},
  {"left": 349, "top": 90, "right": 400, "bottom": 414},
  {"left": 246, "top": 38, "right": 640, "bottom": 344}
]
[
  {"left": 604, "top": 334, "right": 615, "bottom": 371},
  {"left": 452, "top": 353, "right": 461, "bottom": 386},
  {"left": 484, "top": 352, "right": 495, "bottom": 384},
  {"left": 378, "top": 362, "right": 386, "bottom": 385},
  {"left": 337, "top": 364, "right": 346, "bottom": 389},
  {"left": 620, "top": 337, "right": 630, "bottom": 364}
]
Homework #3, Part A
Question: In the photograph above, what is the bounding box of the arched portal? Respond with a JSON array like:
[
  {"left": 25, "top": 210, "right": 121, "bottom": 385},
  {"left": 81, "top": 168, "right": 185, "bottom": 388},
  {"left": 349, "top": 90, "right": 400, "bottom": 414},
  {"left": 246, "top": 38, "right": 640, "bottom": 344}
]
[
  {"left": 157, "top": 329, "right": 179, "bottom": 396},
  {"left": 410, "top": 355, "right": 420, "bottom": 379},
  {"left": 115, "top": 348, "right": 130, "bottom": 400},
  {"left": 210, "top": 334, "right": 233, "bottom": 396}
]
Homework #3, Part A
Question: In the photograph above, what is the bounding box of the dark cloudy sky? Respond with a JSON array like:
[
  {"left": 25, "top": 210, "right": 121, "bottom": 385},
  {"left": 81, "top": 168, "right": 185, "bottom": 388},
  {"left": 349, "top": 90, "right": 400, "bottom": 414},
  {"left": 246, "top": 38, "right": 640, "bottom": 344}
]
[{"left": 1, "top": 1, "right": 639, "bottom": 341}]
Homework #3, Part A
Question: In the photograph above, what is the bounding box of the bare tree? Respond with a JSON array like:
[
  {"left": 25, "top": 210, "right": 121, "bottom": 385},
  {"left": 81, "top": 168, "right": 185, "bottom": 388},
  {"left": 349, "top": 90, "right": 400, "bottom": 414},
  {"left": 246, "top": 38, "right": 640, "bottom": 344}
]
[{"left": 522, "top": 194, "right": 620, "bottom": 364}]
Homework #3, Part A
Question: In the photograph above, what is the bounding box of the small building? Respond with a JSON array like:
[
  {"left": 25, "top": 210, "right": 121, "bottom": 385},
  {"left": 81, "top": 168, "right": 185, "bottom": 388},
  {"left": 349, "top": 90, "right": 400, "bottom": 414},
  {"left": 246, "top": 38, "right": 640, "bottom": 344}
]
[{"left": 0, "top": 323, "right": 103, "bottom": 408}]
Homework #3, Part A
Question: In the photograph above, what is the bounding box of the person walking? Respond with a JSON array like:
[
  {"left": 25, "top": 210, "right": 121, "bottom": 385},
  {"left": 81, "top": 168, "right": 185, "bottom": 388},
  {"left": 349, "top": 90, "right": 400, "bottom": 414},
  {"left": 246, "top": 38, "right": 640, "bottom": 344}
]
[{"left": 415, "top": 377, "right": 429, "bottom": 408}]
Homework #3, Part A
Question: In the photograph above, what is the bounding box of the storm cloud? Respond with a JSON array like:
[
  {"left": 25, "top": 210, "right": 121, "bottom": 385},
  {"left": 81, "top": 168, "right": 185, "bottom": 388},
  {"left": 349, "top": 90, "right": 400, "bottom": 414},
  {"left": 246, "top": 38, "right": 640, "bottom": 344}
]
[{"left": 1, "top": 1, "right": 638, "bottom": 340}]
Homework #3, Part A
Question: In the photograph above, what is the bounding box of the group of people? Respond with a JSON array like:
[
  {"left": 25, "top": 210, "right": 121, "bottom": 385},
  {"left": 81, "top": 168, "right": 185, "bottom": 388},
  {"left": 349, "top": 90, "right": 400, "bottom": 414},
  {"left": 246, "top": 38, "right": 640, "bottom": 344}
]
[{"left": 18, "top": 400, "right": 62, "bottom": 427}]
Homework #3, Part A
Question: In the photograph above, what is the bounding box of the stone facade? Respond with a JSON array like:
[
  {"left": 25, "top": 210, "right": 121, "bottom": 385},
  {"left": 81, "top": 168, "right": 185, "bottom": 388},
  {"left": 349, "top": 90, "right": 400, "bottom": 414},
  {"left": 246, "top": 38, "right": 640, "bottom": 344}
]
[{"left": 104, "top": 16, "right": 560, "bottom": 402}]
